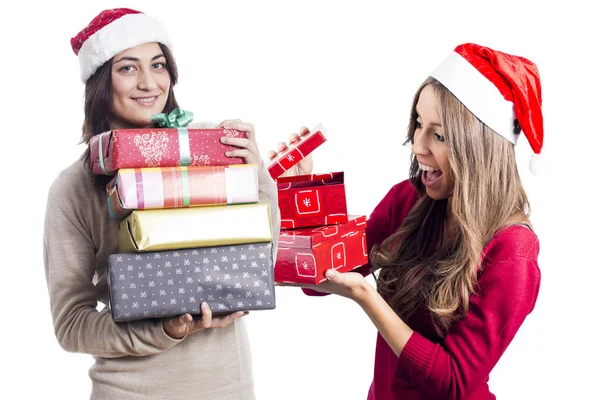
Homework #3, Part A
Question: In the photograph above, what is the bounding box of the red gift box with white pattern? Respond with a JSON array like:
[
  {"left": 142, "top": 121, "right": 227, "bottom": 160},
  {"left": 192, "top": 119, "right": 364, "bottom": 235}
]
[
  {"left": 89, "top": 128, "right": 246, "bottom": 175},
  {"left": 267, "top": 124, "right": 327, "bottom": 179},
  {"left": 274, "top": 215, "right": 368, "bottom": 284},
  {"left": 277, "top": 172, "right": 348, "bottom": 229}
]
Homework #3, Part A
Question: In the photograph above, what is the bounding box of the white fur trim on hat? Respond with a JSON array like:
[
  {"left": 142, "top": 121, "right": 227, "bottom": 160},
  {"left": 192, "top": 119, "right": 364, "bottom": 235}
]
[
  {"left": 430, "top": 51, "right": 518, "bottom": 145},
  {"left": 78, "top": 13, "right": 172, "bottom": 82}
]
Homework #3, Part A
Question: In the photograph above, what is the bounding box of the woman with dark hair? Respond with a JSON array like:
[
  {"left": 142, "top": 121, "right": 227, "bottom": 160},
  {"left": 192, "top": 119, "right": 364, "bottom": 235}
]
[
  {"left": 43, "top": 8, "right": 283, "bottom": 399},
  {"left": 79, "top": 41, "right": 179, "bottom": 164},
  {"left": 272, "top": 43, "right": 543, "bottom": 400}
]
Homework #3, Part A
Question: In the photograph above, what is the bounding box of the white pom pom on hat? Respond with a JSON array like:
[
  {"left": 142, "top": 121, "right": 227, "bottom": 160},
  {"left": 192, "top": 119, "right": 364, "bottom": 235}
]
[
  {"left": 71, "top": 8, "right": 173, "bottom": 83},
  {"left": 430, "top": 43, "right": 544, "bottom": 175},
  {"left": 528, "top": 152, "right": 547, "bottom": 177}
]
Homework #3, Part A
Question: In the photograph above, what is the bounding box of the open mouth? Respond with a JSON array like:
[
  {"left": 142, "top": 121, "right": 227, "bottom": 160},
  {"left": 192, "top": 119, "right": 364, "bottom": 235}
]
[{"left": 419, "top": 163, "right": 443, "bottom": 186}]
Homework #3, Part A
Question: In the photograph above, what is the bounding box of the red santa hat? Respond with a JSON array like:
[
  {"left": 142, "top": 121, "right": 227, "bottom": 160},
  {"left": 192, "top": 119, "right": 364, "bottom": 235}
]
[
  {"left": 71, "top": 8, "right": 172, "bottom": 83},
  {"left": 430, "top": 43, "right": 544, "bottom": 174}
]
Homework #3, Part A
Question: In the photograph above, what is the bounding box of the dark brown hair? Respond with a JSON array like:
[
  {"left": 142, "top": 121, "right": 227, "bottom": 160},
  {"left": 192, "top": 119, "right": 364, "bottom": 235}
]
[{"left": 79, "top": 43, "right": 180, "bottom": 177}]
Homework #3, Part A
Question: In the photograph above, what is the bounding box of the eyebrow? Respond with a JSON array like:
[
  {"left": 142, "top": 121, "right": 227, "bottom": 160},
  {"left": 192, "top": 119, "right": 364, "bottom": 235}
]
[
  {"left": 114, "top": 54, "right": 166, "bottom": 64},
  {"left": 415, "top": 110, "right": 442, "bottom": 127}
]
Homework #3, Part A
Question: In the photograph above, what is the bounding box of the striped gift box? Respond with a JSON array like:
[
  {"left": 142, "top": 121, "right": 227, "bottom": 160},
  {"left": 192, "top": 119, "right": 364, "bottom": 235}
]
[{"left": 107, "top": 164, "right": 259, "bottom": 219}]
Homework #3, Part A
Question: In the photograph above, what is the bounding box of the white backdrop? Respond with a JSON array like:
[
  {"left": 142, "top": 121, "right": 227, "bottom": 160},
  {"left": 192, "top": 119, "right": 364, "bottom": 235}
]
[{"left": 1, "top": 1, "right": 598, "bottom": 399}]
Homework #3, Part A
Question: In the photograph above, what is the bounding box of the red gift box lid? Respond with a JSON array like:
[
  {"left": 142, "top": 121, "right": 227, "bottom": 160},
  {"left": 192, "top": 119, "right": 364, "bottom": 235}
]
[
  {"left": 267, "top": 124, "right": 327, "bottom": 179},
  {"left": 276, "top": 172, "right": 344, "bottom": 190},
  {"left": 278, "top": 215, "right": 367, "bottom": 249}
]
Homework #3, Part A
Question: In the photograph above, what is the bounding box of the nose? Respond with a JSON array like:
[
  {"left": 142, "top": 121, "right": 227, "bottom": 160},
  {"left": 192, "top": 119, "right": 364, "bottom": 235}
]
[
  {"left": 138, "top": 69, "right": 157, "bottom": 91},
  {"left": 411, "top": 128, "right": 430, "bottom": 157}
]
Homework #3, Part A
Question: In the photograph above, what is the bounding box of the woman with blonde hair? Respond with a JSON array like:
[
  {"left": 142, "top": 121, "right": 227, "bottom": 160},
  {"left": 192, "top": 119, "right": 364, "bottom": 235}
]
[{"left": 274, "top": 43, "right": 543, "bottom": 399}]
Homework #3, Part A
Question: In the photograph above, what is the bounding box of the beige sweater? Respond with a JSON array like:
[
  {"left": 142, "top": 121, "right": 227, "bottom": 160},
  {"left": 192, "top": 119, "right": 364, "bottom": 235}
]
[{"left": 43, "top": 155, "right": 280, "bottom": 400}]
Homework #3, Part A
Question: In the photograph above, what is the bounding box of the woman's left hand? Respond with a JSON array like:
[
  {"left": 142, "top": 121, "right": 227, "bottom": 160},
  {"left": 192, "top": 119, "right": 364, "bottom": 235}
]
[
  {"left": 217, "top": 119, "right": 262, "bottom": 167},
  {"left": 267, "top": 127, "right": 312, "bottom": 178},
  {"left": 278, "top": 269, "right": 372, "bottom": 302}
]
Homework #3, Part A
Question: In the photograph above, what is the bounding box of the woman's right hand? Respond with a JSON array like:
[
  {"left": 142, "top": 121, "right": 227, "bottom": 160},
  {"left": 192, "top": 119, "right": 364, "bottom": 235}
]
[{"left": 162, "top": 302, "right": 247, "bottom": 339}]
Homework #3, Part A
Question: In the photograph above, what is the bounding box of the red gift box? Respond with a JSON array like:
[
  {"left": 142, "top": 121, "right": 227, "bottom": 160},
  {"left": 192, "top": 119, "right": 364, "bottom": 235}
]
[
  {"left": 274, "top": 215, "right": 368, "bottom": 284},
  {"left": 267, "top": 124, "right": 327, "bottom": 179},
  {"left": 277, "top": 172, "right": 348, "bottom": 229},
  {"left": 90, "top": 128, "right": 246, "bottom": 175}
]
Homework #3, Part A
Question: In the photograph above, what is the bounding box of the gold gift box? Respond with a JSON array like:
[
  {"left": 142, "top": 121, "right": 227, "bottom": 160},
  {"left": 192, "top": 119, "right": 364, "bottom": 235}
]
[{"left": 118, "top": 203, "right": 273, "bottom": 253}]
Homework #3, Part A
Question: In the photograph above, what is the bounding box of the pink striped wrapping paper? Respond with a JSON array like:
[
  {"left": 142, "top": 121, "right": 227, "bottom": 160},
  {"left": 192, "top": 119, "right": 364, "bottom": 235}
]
[{"left": 106, "top": 164, "right": 259, "bottom": 219}]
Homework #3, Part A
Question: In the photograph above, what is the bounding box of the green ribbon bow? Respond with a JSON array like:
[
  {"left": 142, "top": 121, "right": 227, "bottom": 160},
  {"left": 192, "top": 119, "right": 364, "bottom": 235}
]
[
  {"left": 150, "top": 108, "right": 194, "bottom": 166},
  {"left": 151, "top": 108, "right": 194, "bottom": 128}
]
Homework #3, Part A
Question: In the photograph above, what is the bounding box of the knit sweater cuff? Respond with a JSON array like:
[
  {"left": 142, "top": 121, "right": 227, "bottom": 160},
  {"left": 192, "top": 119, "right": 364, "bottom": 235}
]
[
  {"left": 395, "top": 331, "right": 435, "bottom": 381},
  {"left": 156, "top": 319, "right": 186, "bottom": 346},
  {"left": 258, "top": 160, "right": 271, "bottom": 184}
]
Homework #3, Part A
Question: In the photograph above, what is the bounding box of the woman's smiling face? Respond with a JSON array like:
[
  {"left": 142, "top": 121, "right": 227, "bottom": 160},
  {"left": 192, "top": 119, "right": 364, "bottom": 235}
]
[{"left": 109, "top": 42, "right": 170, "bottom": 129}]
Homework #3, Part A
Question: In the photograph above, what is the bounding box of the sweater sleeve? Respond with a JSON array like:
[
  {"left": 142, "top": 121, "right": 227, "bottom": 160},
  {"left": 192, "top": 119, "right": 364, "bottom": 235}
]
[
  {"left": 257, "top": 161, "right": 281, "bottom": 261},
  {"left": 394, "top": 226, "right": 541, "bottom": 400},
  {"left": 43, "top": 167, "right": 182, "bottom": 359},
  {"left": 354, "top": 183, "right": 410, "bottom": 276}
]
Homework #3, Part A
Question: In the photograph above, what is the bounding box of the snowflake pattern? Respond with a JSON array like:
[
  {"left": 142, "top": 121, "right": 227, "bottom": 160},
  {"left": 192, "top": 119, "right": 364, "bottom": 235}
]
[{"left": 108, "top": 243, "right": 274, "bottom": 321}]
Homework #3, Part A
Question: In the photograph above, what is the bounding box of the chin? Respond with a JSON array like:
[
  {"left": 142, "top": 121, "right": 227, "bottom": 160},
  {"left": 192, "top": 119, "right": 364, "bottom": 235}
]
[
  {"left": 425, "top": 187, "right": 451, "bottom": 200},
  {"left": 135, "top": 111, "right": 159, "bottom": 126}
]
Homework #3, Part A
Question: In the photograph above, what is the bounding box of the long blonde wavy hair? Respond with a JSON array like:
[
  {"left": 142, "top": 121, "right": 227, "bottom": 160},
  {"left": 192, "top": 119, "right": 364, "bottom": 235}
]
[{"left": 371, "top": 77, "right": 532, "bottom": 336}]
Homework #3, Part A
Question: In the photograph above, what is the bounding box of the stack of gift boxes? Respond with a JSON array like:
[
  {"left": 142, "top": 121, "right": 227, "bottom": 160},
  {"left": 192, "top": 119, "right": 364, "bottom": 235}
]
[
  {"left": 268, "top": 125, "right": 369, "bottom": 285},
  {"left": 90, "top": 109, "right": 276, "bottom": 322}
]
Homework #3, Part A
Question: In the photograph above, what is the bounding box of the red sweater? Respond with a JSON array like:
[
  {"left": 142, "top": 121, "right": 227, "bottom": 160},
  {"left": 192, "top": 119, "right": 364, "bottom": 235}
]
[{"left": 307, "top": 180, "right": 541, "bottom": 400}]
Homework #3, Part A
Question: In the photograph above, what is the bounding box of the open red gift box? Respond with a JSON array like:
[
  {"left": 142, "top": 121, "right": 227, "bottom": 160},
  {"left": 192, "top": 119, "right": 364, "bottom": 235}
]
[
  {"left": 277, "top": 172, "right": 348, "bottom": 230},
  {"left": 274, "top": 215, "right": 368, "bottom": 284}
]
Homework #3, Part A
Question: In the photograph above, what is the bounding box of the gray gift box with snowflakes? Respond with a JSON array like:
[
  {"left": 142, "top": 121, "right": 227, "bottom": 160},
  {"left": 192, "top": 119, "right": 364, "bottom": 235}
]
[{"left": 107, "top": 242, "right": 275, "bottom": 322}]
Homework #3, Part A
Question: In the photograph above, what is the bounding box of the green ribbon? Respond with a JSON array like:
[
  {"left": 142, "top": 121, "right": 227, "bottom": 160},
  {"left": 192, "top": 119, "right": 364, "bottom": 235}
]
[
  {"left": 98, "top": 133, "right": 109, "bottom": 175},
  {"left": 151, "top": 108, "right": 194, "bottom": 128},
  {"left": 177, "top": 128, "right": 191, "bottom": 166},
  {"left": 151, "top": 108, "right": 193, "bottom": 166},
  {"left": 180, "top": 168, "right": 191, "bottom": 207}
]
